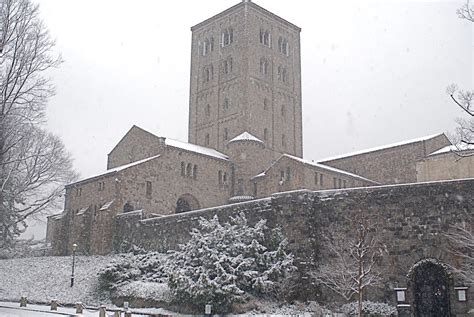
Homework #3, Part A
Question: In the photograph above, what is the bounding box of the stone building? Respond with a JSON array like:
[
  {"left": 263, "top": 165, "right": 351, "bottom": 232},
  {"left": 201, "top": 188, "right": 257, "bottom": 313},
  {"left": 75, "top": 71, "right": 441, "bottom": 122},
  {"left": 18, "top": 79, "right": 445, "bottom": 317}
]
[{"left": 45, "top": 0, "right": 473, "bottom": 314}]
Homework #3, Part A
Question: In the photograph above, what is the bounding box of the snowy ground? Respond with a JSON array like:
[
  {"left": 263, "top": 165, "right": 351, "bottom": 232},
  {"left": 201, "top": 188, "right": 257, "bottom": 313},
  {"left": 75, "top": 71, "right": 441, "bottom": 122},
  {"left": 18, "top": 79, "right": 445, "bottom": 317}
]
[{"left": 0, "top": 256, "right": 117, "bottom": 306}]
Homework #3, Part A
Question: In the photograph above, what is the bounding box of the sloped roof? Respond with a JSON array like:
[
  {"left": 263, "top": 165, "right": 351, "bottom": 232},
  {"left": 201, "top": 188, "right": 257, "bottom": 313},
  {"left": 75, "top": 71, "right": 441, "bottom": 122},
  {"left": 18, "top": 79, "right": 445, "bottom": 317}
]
[
  {"left": 255, "top": 154, "right": 378, "bottom": 184},
  {"left": 319, "top": 133, "right": 446, "bottom": 163},
  {"left": 67, "top": 155, "right": 161, "bottom": 187},
  {"left": 228, "top": 132, "right": 264, "bottom": 144},
  {"left": 165, "top": 138, "right": 228, "bottom": 160},
  {"left": 428, "top": 143, "right": 474, "bottom": 156}
]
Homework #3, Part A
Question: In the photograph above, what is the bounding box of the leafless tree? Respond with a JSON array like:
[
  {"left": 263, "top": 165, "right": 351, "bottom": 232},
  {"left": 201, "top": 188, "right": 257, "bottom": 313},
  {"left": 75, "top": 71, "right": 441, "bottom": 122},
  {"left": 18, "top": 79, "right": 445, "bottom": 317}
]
[
  {"left": 446, "top": 1, "right": 474, "bottom": 154},
  {"left": 445, "top": 222, "right": 474, "bottom": 284},
  {"left": 311, "top": 214, "right": 386, "bottom": 317},
  {"left": 0, "top": 0, "right": 77, "bottom": 248}
]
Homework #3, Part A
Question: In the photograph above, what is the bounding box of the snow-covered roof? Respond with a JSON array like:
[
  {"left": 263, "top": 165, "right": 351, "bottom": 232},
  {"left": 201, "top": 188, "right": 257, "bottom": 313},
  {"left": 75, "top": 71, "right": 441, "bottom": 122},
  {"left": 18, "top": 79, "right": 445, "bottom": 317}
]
[
  {"left": 165, "top": 138, "right": 229, "bottom": 160},
  {"left": 280, "top": 154, "right": 378, "bottom": 184},
  {"left": 319, "top": 133, "right": 445, "bottom": 162},
  {"left": 228, "top": 131, "right": 264, "bottom": 144},
  {"left": 99, "top": 200, "right": 114, "bottom": 211},
  {"left": 76, "top": 206, "right": 89, "bottom": 216},
  {"left": 67, "top": 155, "right": 161, "bottom": 187},
  {"left": 428, "top": 143, "right": 474, "bottom": 156}
]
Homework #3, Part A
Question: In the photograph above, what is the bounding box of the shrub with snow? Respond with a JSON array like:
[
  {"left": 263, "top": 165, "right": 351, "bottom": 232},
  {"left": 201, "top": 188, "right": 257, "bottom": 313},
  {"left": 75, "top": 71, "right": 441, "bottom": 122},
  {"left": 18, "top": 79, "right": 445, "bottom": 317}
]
[
  {"left": 341, "top": 301, "right": 397, "bottom": 316},
  {"left": 98, "top": 252, "right": 168, "bottom": 291},
  {"left": 167, "top": 213, "right": 295, "bottom": 311}
]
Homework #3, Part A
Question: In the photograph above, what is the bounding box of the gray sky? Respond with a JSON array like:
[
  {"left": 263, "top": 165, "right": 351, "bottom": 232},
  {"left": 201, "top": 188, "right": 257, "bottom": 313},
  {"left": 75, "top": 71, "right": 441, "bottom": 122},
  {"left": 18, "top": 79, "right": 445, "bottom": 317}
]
[{"left": 25, "top": 0, "right": 472, "bottom": 238}]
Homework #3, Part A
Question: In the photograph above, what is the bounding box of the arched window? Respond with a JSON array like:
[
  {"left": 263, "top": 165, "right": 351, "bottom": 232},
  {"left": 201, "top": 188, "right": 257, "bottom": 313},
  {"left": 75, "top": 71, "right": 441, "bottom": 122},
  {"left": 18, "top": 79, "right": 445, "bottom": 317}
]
[
  {"left": 264, "top": 128, "right": 268, "bottom": 141},
  {"left": 203, "top": 64, "right": 213, "bottom": 82},
  {"left": 205, "top": 133, "right": 210, "bottom": 146},
  {"left": 224, "top": 128, "right": 229, "bottom": 141},
  {"left": 218, "top": 170, "right": 223, "bottom": 184},
  {"left": 259, "top": 29, "right": 271, "bottom": 47},
  {"left": 223, "top": 172, "right": 228, "bottom": 184},
  {"left": 193, "top": 165, "right": 197, "bottom": 179},
  {"left": 223, "top": 98, "right": 229, "bottom": 111},
  {"left": 203, "top": 38, "right": 210, "bottom": 56},
  {"left": 186, "top": 163, "right": 192, "bottom": 177},
  {"left": 278, "top": 37, "right": 289, "bottom": 56},
  {"left": 181, "top": 162, "right": 185, "bottom": 176},
  {"left": 260, "top": 58, "right": 269, "bottom": 75},
  {"left": 223, "top": 56, "right": 233, "bottom": 74},
  {"left": 222, "top": 28, "right": 233, "bottom": 47}
]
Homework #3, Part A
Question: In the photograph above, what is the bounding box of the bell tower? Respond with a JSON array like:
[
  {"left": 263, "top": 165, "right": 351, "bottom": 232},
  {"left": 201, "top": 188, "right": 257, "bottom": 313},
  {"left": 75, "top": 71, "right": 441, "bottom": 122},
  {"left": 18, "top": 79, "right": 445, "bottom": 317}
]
[{"left": 188, "top": 0, "right": 302, "bottom": 158}]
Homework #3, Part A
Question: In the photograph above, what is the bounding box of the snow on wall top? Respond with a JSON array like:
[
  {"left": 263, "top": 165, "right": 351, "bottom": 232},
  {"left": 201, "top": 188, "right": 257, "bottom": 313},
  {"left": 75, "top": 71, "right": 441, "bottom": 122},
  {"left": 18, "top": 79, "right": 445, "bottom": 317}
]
[
  {"left": 165, "top": 138, "right": 229, "bottom": 160},
  {"left": 228, "top": 131, "right": 264, "bottom": 144},
  {"left": 284, "top": 154, "right": 378, "bottom": 184},
  {"left": 319, "top": 133, "right": 445, "bottom": 162},
  {"left": 428, "top": 143, "right": 474, "bottom": 156},
  {"left": 67, "top": 155, "right": 161, "bottom": 187}
]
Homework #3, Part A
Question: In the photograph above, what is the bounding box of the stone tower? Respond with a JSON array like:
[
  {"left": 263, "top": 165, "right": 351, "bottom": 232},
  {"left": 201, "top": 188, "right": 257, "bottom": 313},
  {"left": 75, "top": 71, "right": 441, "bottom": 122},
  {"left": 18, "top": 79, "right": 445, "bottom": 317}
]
[{"left": 188, "top": 0, "right": 303, "bottom": 158}]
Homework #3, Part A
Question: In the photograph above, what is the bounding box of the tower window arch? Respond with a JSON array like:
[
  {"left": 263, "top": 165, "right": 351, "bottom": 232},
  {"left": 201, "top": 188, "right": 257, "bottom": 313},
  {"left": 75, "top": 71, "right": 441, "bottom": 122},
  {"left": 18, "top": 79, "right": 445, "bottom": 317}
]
[
  {"left": 193, "top": 165, "right": 198, "bottom": 179},
  {"left": 223, "top": 98, "right": 230, "bottom": 111},
  {"left": 186, "top": 163, "right": 192, "bottom": 177},
  {"left": 259, "top": 29, "right": 271, "bottom": 47},
  {"left": 222, "top": 28, "right": 233, "bottom": 47},
  {"left": 181, "top": 162, "right": 185, "bottom": 176},
  {"left": 260, "top": 57, "right": 269, "bottom": 75},
  {"left": 278, "top": 36, "right": 289, "bottom": 56},
  {"left": 223, "top": 56, "right": 233, "bottom": 74}
]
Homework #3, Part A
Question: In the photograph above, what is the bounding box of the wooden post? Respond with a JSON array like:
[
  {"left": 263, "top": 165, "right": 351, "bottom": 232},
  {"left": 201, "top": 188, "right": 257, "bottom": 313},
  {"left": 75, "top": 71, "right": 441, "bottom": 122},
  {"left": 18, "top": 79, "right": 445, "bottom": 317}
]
[
  {"left": 50, "top": 300, "right": 58, "bottom": 311},
  {"left": 20, "top": 296, "right": 27, "bottom": 307},
  {"left": 99, "top": 305, "right": 106, "bottom": 317},
  {"left": 75, "top": 302, "right": 83, "bottom": 314}
]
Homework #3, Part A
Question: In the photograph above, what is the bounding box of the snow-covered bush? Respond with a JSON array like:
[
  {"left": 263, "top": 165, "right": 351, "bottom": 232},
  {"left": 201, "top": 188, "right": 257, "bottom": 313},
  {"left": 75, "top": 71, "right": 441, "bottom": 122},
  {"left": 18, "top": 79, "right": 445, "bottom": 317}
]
[
  {"left": 341, "top": 301, "right": 397, "bottom": 316},
  {"left": 98, "top": 252, "right": 168, "bottom": 291},
  {"left": 167, "top": 213, "right": 295, "bottom": 311}
]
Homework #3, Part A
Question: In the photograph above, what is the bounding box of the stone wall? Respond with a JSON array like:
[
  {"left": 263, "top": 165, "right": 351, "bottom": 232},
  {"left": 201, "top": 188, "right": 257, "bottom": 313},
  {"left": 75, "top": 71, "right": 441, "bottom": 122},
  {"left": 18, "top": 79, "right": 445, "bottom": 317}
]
[
  {"left": 417, "top": 151, "right": 474, "bottom": 182},
  {"left": 114, "top": 178, "right": 474, "bottom": 315}
]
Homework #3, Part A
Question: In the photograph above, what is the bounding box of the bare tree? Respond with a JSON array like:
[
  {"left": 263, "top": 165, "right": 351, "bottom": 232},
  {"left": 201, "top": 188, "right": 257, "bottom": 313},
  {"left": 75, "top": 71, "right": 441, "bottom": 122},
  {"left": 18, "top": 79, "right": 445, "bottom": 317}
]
[
  {"left": 311, "top": 214, "right": 386, "bottom": 317},
  {"left": 445, "top": 222, "right": 474, "bottom": 284},
  {"left": 446, "top": 1, "right": 474, "bottom": 153},
  {"left": 0, "top": 0, "right": 77, "bottom": 248}
]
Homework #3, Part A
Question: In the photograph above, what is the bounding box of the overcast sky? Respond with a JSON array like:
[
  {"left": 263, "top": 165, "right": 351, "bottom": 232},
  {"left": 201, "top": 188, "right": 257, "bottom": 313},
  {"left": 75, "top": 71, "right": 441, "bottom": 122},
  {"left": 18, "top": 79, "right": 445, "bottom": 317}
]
[{"left": 25, "top": 0, "right": 472, "bottom": 238}]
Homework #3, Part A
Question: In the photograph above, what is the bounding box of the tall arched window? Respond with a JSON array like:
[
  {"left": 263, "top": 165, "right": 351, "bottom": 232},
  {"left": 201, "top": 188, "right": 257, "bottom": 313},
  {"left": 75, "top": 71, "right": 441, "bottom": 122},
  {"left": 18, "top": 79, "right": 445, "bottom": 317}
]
[
  {"left": 278, "top": 37, "right": 289, "bottom": 56},
  {"left": 186, "top": 163, "right": 192, "bottom": 177},
  {"left": 193, "top": 165, "right": 197, "bottom": 179},
  {"left": 223, "top": 56, "right": 233, "bottom": 74},
  {"left": 260, "top": 58, "right": 269, "bottom": 75},
  {"left": 222, "top": 28, "right": 233, "bottom": 47},
  {"left": 218, "top": 170, "right": 223, "bottom": 184},
  {"left": 223, "top": 98, "right": 229, "bottom": 111},
  {"left": 259, "top": 29, "right": 271, "bottom": 47},
  {"left": 181, "top": 162, "right": 185, "bottom": 176}
]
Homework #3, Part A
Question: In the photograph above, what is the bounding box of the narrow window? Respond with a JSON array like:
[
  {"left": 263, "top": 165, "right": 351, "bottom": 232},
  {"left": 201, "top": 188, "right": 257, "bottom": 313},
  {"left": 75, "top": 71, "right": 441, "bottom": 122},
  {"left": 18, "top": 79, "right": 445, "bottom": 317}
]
[
  {"left": 320, "top": 174, "right": 324, "bottom": 186},
  {"left": 343, "top": 180, "right": 347, "bottom": 188},
  {"left": 237, "top": 179, "right": 244, "bottom": 195},
  {"left": 280, "top": 170, "right": 285, "bottom": 181},
  {"left": 146, "top": 181, "right": 152, "bottom": 198},
  {"left": 206, "top": 104, "right": 210, "bottom": 116},
  {"left": 282, "top": 68, "right": 287, "bottom": 83},
  {"left": 218, "top": 170, "right": 223, "bottom": 185},
  {"left": 193, "top": 165, "right": 197, "bottom": 179},
  {"left": 333, "top": 177, "right": 337, "bottom": 188},
  {"left": 222, "top": 28, "right": 233, "bottom": 47},
  {"left": 203, "top": 38, "right": 209, "bottom": 56},
  {"left": 224, "top": 128, "right": 229, "bottom": 141},
  {"left": 205, "top": 134, "right": 210, "bottom": 146},
  {"left": 314, "top": 172, "right": 318, "bottom": 185},
  {"left": 338, "top": 178, "right": 342, "bottom": 189},
  {"left": 286, "top": 167, "right": 291, "bottom": 181},
  {"left": 223, "top": 98, "right": 229, "bottom": 111},
  {"left": 260, "top": 58, "right": 269, "bottom": 75},
  {"left": 281, "top": 105, "right": 285, "bottom": 116},
  {"left": 186, "top": 163, "right": 192, "bottom": 177},
  {"left": 223, "top": 172, "right": 228, "bottom": 184},
  {"left": 181, "top": 162, "right": 185, "bottom": 176},
  {"left": 260, "top": 29, "right": 271, "bottom": 47},
  {"left": 210, "top": 37, "right": 214, "bottom": 52},
  {"left": 263, "top": 128, "right": 268, "bottom": 141}
]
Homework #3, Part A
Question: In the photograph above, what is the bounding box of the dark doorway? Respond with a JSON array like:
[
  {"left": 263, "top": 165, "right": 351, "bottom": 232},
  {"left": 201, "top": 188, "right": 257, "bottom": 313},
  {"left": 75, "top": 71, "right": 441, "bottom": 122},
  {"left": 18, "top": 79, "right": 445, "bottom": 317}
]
[
  {"left": 411, "top": 259, "right": 451, "bottom": 317},
  {"left": 176, "top": 198, "right": 191, "bottom": 213},
  {"left": 175, "top": 194, "right": 200, "bottom": 214}
]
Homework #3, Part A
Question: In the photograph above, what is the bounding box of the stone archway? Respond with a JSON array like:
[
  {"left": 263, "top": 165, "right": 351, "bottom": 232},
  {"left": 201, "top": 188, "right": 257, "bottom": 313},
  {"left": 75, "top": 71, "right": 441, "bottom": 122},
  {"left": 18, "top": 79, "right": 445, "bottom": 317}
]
[
  {"left": 409, "top": 258, "right": 451, "bottom": 317},
  {"left": 175, "top": 194, "right": 200, "bottom": 214}
]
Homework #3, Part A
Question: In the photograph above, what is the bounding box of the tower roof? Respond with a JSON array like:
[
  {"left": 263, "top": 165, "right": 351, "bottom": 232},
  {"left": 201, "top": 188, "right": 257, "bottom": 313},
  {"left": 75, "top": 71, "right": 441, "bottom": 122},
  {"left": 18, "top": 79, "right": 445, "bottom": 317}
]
[{"left": 228, "top": 132, "right": 264, "bottom": 145}]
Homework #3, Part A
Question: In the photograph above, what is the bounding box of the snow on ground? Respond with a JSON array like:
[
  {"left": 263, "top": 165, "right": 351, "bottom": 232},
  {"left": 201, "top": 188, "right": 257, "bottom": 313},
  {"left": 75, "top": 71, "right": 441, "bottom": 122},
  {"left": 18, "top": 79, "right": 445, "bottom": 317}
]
[{"left": 0, "top": 256, "right": 118, "bottom": 306}]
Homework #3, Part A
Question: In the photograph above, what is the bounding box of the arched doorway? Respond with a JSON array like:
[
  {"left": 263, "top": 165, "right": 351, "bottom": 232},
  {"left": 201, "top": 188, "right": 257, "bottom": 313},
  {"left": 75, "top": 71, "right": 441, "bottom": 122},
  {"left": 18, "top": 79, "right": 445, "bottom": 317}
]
[
  {"left": 175, "top": 194, "right": 200, "bottom": 214},
  {"left": 410, "top": 259, "right": 451, "bottom": 317}
]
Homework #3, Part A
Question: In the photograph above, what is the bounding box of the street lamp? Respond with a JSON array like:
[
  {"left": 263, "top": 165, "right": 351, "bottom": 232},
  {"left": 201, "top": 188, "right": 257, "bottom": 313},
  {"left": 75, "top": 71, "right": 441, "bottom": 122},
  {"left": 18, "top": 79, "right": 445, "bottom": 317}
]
[{"left": 70, "top": 243, "right": 77, "bottom": 287}]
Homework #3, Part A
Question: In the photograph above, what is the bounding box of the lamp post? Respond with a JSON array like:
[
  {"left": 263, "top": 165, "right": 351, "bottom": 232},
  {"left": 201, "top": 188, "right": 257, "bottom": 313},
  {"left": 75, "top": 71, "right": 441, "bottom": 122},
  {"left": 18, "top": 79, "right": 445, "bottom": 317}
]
[{"left": 70, "top": 243, "right": 77, "bottom": 287}]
